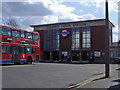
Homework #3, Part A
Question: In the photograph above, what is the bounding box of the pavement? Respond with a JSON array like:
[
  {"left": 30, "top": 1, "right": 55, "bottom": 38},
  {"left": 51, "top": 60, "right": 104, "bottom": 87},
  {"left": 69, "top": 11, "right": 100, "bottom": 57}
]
[{"left": 69, "top": 64, "right": 120, "bottom": 90}]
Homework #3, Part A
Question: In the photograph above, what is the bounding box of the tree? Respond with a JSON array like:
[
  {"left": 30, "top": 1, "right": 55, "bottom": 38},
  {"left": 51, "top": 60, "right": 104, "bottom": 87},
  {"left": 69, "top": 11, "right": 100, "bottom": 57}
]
[{"left": 5, "top": 17, "right": 20, "bottom": 28}]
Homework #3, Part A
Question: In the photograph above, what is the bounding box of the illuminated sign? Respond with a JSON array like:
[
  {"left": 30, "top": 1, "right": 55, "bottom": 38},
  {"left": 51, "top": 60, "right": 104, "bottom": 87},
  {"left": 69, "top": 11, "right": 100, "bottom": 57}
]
[{"left": 60, "top": 29, "right": 70, "bottom": 38}]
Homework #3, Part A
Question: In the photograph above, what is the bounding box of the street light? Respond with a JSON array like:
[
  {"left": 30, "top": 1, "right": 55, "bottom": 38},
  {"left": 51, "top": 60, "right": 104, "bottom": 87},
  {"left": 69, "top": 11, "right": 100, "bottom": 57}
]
[{"left": 105, "top": 0, "right": 110, "bottom": 78}]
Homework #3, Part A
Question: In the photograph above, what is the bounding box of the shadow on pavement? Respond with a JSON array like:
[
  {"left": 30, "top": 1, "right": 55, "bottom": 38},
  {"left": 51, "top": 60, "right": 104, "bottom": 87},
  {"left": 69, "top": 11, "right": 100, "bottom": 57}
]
[
  {"left": 107, "top": 79, "right": 120, "bottom": 90},
  {"left": 116, "top": 68, "right": 120, "bottom": 70},
  {"left": 92, "top": 77, "right": 106, "bottom": 81},
  {"left": 2, "top": 63, "right": 36, "bottom": 66},
  {"left": 93, "top": 72, "right": 104, "bottom": 76}
]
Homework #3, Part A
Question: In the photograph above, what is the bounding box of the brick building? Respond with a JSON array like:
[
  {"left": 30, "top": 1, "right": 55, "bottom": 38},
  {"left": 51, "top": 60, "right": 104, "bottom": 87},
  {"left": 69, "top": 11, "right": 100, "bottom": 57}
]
[{"left": 30, "top": 19, "right": 115, "bottom": 63}]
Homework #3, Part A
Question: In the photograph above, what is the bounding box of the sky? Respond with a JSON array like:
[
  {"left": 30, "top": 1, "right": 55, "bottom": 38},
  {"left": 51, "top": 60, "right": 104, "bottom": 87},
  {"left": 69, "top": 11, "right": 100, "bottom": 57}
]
[{"left": 1, "top": 0, "right": 119, "bottom": 42}]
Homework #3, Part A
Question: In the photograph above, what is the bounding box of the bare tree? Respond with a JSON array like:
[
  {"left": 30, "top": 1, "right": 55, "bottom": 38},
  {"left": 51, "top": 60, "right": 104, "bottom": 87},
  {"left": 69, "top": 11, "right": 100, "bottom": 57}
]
[{"left": 5, "top": 17, "right": 20, "bottom": 28}]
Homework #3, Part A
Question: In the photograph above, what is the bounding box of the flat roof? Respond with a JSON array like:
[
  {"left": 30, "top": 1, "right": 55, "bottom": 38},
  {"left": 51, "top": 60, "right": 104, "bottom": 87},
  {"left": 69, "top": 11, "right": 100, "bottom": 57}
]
[{"left": 30, "top": 19, "right": 115, "bottom": 27}]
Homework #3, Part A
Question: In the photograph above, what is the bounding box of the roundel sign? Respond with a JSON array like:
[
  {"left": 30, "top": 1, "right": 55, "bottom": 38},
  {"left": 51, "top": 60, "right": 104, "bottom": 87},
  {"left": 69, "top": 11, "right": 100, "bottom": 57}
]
[{"left": 60, "top": 29, "right": 70, "bottom": 38}]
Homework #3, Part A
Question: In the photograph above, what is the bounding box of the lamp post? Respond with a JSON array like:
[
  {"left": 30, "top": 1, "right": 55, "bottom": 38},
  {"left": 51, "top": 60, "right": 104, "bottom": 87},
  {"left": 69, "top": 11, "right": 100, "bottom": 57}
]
[{"left": 105, "top": 0, "right": 110, "bottom": 78}]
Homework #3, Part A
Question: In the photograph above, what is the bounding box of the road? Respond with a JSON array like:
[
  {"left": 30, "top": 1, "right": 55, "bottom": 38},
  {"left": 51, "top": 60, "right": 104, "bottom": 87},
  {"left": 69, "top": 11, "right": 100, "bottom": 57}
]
[{"left": 2, "top": 63, "right": 118, "bottom": 88}]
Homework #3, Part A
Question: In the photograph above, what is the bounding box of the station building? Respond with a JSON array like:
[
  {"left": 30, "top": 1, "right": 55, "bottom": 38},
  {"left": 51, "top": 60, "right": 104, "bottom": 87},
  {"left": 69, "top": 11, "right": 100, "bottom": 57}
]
[
  {"left": 110, "top": 41, "right": 120, "bottom": 61},
  {"left": 30, "top": 19, "right": 115, "bottom": 63}
]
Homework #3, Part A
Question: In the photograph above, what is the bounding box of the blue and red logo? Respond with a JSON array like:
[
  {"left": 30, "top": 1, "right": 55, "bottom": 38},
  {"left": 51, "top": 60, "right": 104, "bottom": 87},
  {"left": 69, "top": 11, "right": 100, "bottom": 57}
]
[{"left": 60, "top": 29, "right": 70, "bottom": 38}]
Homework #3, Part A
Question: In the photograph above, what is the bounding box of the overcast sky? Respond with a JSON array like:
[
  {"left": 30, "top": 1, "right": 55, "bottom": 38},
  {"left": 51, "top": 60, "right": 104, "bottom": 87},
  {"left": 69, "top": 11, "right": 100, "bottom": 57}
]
[{"left": 1, "top": 0, "right": 119, "bottom": 42}]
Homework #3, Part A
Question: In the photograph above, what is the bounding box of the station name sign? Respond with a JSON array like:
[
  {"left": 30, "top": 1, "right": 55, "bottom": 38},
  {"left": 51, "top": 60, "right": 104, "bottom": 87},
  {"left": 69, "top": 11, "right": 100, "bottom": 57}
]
[
  {"left": 34, "top": 20, "right": 105, "bottom": 30},
  {"left": 35, "top": 23, "right": 87, "bottom": 30}
]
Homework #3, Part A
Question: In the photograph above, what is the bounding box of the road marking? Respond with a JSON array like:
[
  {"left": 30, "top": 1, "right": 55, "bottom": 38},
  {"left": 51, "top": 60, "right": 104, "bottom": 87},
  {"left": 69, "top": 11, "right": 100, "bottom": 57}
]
[
  {"left": 68, "top": 74, "right": 104, "bottom": 89},
  {"left": 68, "top": 70, "right": 114, "bottom": 89}
]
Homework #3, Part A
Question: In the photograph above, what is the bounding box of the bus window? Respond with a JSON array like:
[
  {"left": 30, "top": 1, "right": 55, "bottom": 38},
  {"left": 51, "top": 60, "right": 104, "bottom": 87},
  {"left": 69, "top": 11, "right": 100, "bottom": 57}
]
[
  {"left": 33, "top": 33, "right": 39, "bottom": 40},
  {"left": 12, "top": 30, "right": 20, "bottom": 37},
  {"left": 26, "top": 32, "right": 32, "bottom": 39},
  {"left": 20, "top": 46, "right": 25, "bottom": 53},
  {"left": 0, "top": 27, "right": 2, "bottom": 35},
  {"left": 25, "top": 47, "right": 32, "bottom": 54},
  {"left": 0, "top": 45, "right": 2, "bottom": 53},
  {"left": 2, "top": 45, "right": 10, "bottom": 53},
  {"left": 32, "top": 47, "right": 36, "bottom": 54},
  {"left": 21, "top": 31, "right": 25, "bottom": 38},
  {"left": 2, "top": 27, "right": 11, "bottom": 36}
]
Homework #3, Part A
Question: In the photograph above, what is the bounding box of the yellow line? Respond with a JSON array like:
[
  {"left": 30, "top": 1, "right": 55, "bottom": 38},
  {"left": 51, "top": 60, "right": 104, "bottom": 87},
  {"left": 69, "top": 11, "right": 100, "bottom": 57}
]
[
  {"left": 68, "top": 70, "right": 113, "bottom": 89},
  {"left": 68, "top": 74, "right": 104, "bottom": 89}
]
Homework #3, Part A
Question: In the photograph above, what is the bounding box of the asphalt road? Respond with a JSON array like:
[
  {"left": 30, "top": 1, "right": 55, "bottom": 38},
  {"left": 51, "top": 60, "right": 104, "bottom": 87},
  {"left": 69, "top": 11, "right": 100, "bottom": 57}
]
[{"left": 2, "top": 63, "right": 118, "bottom": 88}]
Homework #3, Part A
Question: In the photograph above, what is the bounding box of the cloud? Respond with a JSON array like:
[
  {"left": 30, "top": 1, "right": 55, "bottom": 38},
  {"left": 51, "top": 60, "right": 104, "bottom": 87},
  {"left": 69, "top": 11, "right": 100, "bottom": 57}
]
[
  {"left": 79, "top": 10, "right": 83, "bottom": 13},
  {"left": 41, "top": 15, "right": 59, "bottom": 24},
  {"left": 59, "top": 13, "right": 96, "bottom": 22},
  {"left": 2, "top": 2, "right": 53, "bottom": 16},
  {"left": 79, "top": 0, "right": 118, "bottom": 13}
]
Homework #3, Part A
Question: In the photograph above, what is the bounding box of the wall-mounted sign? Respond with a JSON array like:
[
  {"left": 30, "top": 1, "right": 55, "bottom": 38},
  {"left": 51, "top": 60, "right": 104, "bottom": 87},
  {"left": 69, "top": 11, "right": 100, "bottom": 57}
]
[
  {"left": 62, "top": 51, "right": 68, "bottom": 56},
  {"left": 94, "top": 51, "right": 101, "bottom": 57},
  {"left": 60, "top": 29, "right": 70, "bottom": 38}
]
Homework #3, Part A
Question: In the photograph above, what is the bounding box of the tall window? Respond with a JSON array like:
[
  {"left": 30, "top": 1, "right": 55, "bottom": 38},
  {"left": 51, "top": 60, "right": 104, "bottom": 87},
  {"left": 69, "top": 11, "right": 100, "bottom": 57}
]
[
  {"left": 52, "top": 29, "right": 59, "bottom": 50},
  {"left": 82, "top": 27, "right": 91, "bottom": 50},
  {"left": 43, "top": 30, "right": 50, "bottom": 51},
  {"left": 72, "top": 28, "right": 80, "bottom": 50}
]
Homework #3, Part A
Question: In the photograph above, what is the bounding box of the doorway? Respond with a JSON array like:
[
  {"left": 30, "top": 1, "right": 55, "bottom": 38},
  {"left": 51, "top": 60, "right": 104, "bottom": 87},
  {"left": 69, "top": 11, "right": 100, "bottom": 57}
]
[
  {"left": 44, "top": 51, "right": 50, "bottom": 61},
  {"left": 52, "top": 51, "right": 59, "bottom": 61},
  {"left": 12, "top": 46, "right": 20, "bottom": 63},
  {"left": 72, "top": 51, "right": 79, "bottom": 61},
  {"left": 82, "top": 51, "right": 90, "bottom": 61}
]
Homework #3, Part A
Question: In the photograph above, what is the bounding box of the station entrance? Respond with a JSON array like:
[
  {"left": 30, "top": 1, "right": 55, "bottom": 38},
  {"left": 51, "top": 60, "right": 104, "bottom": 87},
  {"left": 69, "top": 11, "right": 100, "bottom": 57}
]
[
  {"left": 52, "top": 51, "right": 59, "bottom": 61},
  {"left": 71, "top": 51, "right": 79, "bottom": 61},
  {"left": 44, "top": 51, "right": 50, "bottom": 61},
  {"left": 82, "top": 51, "right": 90, "bottom": 61}
]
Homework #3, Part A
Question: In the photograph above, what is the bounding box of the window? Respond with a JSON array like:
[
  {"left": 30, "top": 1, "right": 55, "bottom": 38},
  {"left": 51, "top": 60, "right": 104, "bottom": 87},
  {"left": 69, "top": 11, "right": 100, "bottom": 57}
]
[
  {"left": 2, "top": 27, "right": 11, "bottom": 36},
  {"left": 0, "top": 45, "right": 2, "bottom": 53},
  {"left": 72, "top": 28, "right": 80, "bottom": 50},
  {"left": 82, "top": 27, "right": 91, "bottom": 50},
  {"left": 20, "top": 46, "right": 25, "bottom": 53},
  {"left": 52, "top": 29, "right": 59, "bottom": 50},
  {"left": 0, "top": 27, "right": 2, "bottom": 35},
  {"left": 2, "top": 45, "right": 10, "bottom": 53},
  {"left": 25, "top": 47, "right": 32, "bottom": 54},
  {"left": 12, "top": 30, "right": 20, "bottom": 37},
  {"left": 21, "top": 31, "right": 25, "bottom": 38},
  {"left": 33, "top": 47, "right": 36, "bottom": 53},
  {"left": 33, "top": 33, "right": 39, "bottom": 40},
  {"left": 26, "top": 32, "right": 33, "bottom": 39},
  {"left": 43, "top": 30, "right": 50, "bottom": 51}
]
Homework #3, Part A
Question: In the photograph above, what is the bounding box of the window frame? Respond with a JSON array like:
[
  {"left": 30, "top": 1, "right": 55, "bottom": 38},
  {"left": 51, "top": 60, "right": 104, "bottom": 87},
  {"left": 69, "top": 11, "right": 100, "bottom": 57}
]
[
  {"left": 2, "top": 27, "right": 11, "bottom": 36},
  {"left": 12, "top": 29, "right": 20, "bottom": 37},
  {"left": 2, "top": 45, "right": 11, "bottom": 53},
  {"left": 33, "top": 33, "right": 39, "bottom": 40},
  {"left": 21, "top": 31, "right": 25, "bottom": 38},
  {"left": 25, "top": 32, "right": 33, "bottom": 39}
]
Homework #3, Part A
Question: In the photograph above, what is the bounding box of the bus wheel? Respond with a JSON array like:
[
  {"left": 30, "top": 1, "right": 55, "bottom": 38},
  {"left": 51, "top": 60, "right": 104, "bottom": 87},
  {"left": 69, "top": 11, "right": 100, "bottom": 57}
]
[
  {"left": 27, "top": 57, "right": 32, "bottom": 64},
  {"left": 30, "top": 59, "right": 32, "bottom": 64}
]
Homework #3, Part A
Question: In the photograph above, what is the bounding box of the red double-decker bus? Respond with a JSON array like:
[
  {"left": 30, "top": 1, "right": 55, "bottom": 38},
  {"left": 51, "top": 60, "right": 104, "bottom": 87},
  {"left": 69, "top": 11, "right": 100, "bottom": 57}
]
[{"left": 0, "top": 25, "right": 40, "bottom": 64}]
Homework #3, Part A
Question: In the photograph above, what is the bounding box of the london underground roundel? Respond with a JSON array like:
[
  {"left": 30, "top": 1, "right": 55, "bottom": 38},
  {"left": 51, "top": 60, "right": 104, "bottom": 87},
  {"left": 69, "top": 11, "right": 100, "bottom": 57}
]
[{"left": 60, "top": 29, "right": 70, "bottom": 38}]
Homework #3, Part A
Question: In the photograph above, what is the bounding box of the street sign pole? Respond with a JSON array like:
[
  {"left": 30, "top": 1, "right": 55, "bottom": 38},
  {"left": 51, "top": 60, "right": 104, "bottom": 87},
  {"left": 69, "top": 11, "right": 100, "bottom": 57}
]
[{"left": 105, "top": 0, "right": 110, "bottom": 78}]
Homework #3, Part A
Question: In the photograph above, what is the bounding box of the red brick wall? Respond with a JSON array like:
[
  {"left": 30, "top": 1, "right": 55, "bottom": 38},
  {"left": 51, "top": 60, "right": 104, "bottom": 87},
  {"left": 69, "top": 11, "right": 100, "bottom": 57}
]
[
  {"left": 59, "top": 28, "right": 72, "bottom": 51},
  {"left": 91, "top": 26, "right": 106, "bottom": 62}
]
